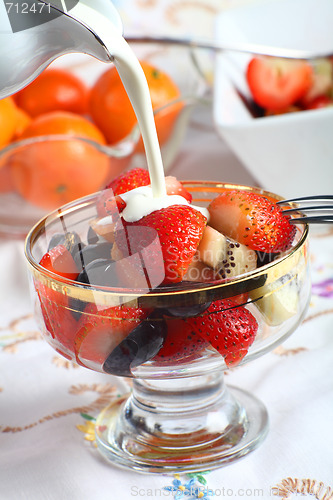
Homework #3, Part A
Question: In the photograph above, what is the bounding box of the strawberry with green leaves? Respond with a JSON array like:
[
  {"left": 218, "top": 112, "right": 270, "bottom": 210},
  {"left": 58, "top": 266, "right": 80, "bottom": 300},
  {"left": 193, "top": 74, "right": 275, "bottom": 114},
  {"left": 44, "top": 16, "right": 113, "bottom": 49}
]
[
  {"left": 189, "top": 298, "right": 258, "bottom": 366},
  {"left": 116, "top": 204, "right": 207, "bottom": 284},
  {"left": 208, "top": 190, "right": 296, "bottom": 253}
]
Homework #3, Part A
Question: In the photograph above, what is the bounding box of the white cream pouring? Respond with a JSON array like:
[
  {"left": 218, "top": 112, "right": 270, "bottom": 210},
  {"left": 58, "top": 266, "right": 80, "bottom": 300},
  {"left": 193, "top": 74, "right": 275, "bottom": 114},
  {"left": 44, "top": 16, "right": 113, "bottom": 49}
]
[{"left": 75, "top": 6, "right": 207, "bottom": 221}]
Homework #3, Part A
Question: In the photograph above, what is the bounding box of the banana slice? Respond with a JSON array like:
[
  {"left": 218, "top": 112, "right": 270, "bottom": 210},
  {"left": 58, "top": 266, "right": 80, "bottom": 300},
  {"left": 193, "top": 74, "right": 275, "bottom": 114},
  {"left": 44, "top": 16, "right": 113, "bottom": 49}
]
[{"left": 250, "top": 275, "right": 299, "bottom": 326}]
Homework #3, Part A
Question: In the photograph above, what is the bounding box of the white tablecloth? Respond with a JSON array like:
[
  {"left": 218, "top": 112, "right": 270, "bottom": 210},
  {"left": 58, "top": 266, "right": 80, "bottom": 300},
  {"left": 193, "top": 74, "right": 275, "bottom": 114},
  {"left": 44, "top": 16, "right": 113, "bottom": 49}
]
[{"left": 1, "top": 1, "right": 333, "bottom": 499}]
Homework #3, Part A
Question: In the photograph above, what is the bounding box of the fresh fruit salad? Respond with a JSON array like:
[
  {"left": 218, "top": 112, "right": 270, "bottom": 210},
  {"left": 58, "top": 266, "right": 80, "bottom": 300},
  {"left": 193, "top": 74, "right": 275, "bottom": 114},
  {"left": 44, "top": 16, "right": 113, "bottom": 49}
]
[
  {"left": 246, "top": 56, "right": 333, "bottom": 115},
  {"left": 29, "top": 169, "right": 308, "bottom": 377}
]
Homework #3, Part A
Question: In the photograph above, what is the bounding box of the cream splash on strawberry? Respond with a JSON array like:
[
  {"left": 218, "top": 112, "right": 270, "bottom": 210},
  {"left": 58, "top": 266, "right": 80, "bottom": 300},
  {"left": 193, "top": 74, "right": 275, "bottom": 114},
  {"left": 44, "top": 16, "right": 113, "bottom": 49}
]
[
  {"left": 120, "top": 185, "right": 208, "bottom": 222},
  {"left": 97, "top": 168, "right": 209, "bottom": 223}
]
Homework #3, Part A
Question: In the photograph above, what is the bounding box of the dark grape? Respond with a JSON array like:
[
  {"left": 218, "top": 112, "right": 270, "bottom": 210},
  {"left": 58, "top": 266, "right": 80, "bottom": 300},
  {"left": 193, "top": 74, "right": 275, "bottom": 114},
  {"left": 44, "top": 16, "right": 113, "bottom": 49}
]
[
  {"left": 48, "top": 231, "right": 82, "bottom": 256},
  {"left": 73, "top": 242, "right": 113, "bottom": 271},
  {"left": 103, "top": 316, "right": 167, "bottom": 376}
]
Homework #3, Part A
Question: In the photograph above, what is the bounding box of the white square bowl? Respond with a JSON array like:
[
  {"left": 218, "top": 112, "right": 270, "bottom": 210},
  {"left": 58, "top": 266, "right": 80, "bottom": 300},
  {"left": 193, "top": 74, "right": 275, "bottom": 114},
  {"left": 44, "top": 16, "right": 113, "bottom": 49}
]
[{"left": 213, "top": 0, "right": 333, "bottom": 198}]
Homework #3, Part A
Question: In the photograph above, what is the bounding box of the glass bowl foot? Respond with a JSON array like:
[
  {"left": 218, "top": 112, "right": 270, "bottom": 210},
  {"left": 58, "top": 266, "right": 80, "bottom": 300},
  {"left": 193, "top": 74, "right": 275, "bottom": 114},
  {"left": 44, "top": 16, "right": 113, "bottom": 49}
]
[{"left": 94, "top": 373, "right": 269, "bottom": 474}]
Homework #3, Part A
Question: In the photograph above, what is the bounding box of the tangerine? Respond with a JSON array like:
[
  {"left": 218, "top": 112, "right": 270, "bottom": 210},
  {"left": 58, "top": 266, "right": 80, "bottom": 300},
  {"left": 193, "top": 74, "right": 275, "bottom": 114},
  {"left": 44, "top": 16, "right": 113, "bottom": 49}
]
[
  {"left": 10, "top": 111, "right": 111, "bottom": 209},
  {"left": 0, "top": 97, "right": 19, "bottom": 148},
  {"left": 14, "top": 68, "right": 88, "bottom": 118},
  {"left": 89, "top": 61, "right": 183, "bottom": 149},
  {"left": 20, "top": 110, "right": 106, "bottom": 143},
  {"left": 13, "top": 107, "right": 31, "bottom": 139}
]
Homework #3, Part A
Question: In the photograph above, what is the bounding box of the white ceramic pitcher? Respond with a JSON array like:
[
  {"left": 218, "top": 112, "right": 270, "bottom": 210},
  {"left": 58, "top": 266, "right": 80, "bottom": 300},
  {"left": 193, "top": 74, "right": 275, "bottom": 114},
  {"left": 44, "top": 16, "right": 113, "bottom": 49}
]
[{"left": 0, "top": 0, "right": 123, "bottom": 98}]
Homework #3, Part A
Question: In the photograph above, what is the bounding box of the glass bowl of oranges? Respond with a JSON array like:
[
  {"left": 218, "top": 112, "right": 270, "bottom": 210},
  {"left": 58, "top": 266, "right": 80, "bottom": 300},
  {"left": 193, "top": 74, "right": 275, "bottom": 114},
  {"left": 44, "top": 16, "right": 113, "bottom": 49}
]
[{"left": 0, "top": 40, "right": 210, "bottom": 238}]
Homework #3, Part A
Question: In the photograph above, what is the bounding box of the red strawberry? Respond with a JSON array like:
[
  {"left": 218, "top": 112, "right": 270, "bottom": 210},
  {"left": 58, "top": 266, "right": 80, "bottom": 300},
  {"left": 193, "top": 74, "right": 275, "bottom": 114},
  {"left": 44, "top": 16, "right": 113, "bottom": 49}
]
[
  {"left": 35, "top": 281, "right": 77, "bottom": 357},
  {"left": 38, "top": 245, "right": 80, "bottom": 355},
  {"left": 305, "top": 94, "right": 333, "bottom": 110},
  {"left": 189, "top": 299, "right": 258, "bottom": 366},
  {"left": 154, "top": 317, "right": 208, "bottom": 363},
  {"left": 208, "top": 190, "right": 296, "bottom": 253},
  {"left": 96, "top": 192, "right": 126, "bottom": 218},
  {"left": 74, "top": 302, "right": 150, "bottom": 371},
  {"left": 105, "top": 167, "right": 151, "bottom": 196},
  {"left": 96, "top": 168, "right": 150, "bottom": 217},
  {"left": 96, "top": 171, "right": 192, "bottom": 217},
  {"left": 39, "top": 244, "right": 79, "bottom": 280},
  {"left": 246, "top": 57, "right": 313, "bottom": 111},
  {"left": 165, "top": 176, "right": 192, "bottom": 203},
  {"left": 115, "top": 205, "right": 207, "bottom": 284},
  {"left": 105, "top": 168, "right": 192, "bottom": 201}
]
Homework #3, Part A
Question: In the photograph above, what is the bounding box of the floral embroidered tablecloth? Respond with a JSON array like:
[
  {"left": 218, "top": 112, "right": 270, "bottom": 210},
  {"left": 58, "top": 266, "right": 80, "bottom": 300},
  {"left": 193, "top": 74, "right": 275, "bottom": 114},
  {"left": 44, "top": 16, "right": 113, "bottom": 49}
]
[{"left": 1, "top": 1, "right": 333, "bottom": 499}]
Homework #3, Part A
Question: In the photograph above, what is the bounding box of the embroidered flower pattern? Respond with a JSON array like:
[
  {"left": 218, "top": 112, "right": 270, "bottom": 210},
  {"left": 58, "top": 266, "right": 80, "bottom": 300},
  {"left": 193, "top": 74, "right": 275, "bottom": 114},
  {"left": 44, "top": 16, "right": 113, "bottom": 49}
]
[
  {"left": 272, "top": 477, "right": 333, "bottom": 499},
  {"left": 312, "top": 278, "right": 333, "bottom": 298},
  {"left": 164, "top": 474, "right": 214, "bottom": 499},
  {"left": 0, "top": 314, "right": 41, "bottom": 353},
  {"left": 76, "top": 413, "right": 97, "bottom": 444}
]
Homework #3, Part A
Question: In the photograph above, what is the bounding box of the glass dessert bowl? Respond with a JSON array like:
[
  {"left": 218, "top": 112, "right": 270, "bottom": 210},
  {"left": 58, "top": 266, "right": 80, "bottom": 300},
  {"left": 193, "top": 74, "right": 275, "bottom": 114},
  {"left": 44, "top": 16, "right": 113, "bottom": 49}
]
[{"left": 24, "top": 181, "right": 311, "bottom": 474}]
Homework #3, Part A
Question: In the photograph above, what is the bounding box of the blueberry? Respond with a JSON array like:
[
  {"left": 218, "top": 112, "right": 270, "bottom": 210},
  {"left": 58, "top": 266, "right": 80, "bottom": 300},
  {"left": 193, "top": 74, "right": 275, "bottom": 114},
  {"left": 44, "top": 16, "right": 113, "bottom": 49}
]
[
  {"left": 73, "top": 242, "right": 113, "bottom": 271},
  {"left": 48, "top": 231, "right": 82, "bottom": 256},
  {"left": 103, "top": 316, "right": 167, "bottom": 376}
]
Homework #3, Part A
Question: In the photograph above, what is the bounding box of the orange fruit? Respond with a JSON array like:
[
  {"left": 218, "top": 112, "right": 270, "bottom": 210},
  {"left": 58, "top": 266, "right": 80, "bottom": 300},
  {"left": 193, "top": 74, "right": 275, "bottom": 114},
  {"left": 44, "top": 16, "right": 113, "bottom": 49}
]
[
  {"left": 10, "top": 111, "right": 111, "bottom": 209},
  {"left": 89, "top": 61, "right": 183, "bottom": 149},
  {"left": 20, "top": 110, "right": 106, "bottom": 143},
  {"left": 14, "top": 68, "right": 88, "bottom": 118},
  {"left": 13, "top": 107, "right": 31, "bottom": 139},
  {"left": 0, "top": 97, "right": 19, "bottom": 148}
]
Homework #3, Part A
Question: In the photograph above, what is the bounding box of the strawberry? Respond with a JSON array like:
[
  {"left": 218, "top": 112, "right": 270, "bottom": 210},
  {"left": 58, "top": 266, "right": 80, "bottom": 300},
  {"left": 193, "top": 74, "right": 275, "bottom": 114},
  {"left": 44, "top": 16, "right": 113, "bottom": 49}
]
[
  {"left": 189, "top": 299, "right": 258, "bottom": 366},
  {"left": 154, "top": 317, "right": 208, "bottom": 363},
  {"left": 208, "top": 190, "right": 296, "bottom": 253},
  {"left": 74, "top": 302, "right": 150, "bottom": 371},
  {"left": 96, "top": 192, "right": 126, "bottom": 218},
  {"left": 305, "top": 94, "right": 333, "bottom": 110},
  {"left": 164, "top": 176, "right": 192, "bottom": 203},
  {"left": 39, "top": 244, "right": 79, "bottom": 280},
  {"left": 35, "top": 281, "right": 77, "bottom": 357},
  {"left": 96, "top": 168, "right": 150, "bottom": 217},
  {"left": 105, "top": 168, "right": 192, "bottom": 201},
  {"left": 115, "top": 205, "right": 207, "bottom": 284},
  {"left": 96, "top": 170, "right": 192, "bottom": 217},
  {"left": 246, "top": 57, "right": 313, "bottom": 111},
  {"left": 37, "top": 245, "right": 79, "bottom": 354},
  {"left": 105, "top": 167, "right": 151, "bottom": 196}
]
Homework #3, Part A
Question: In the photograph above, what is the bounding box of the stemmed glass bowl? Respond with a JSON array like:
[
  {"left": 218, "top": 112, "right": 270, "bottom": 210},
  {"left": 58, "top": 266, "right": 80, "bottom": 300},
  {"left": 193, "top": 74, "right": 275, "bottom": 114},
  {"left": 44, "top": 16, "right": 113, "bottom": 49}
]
[{"left": 24, "top": 181, "right": 311, "bottom": 474}]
